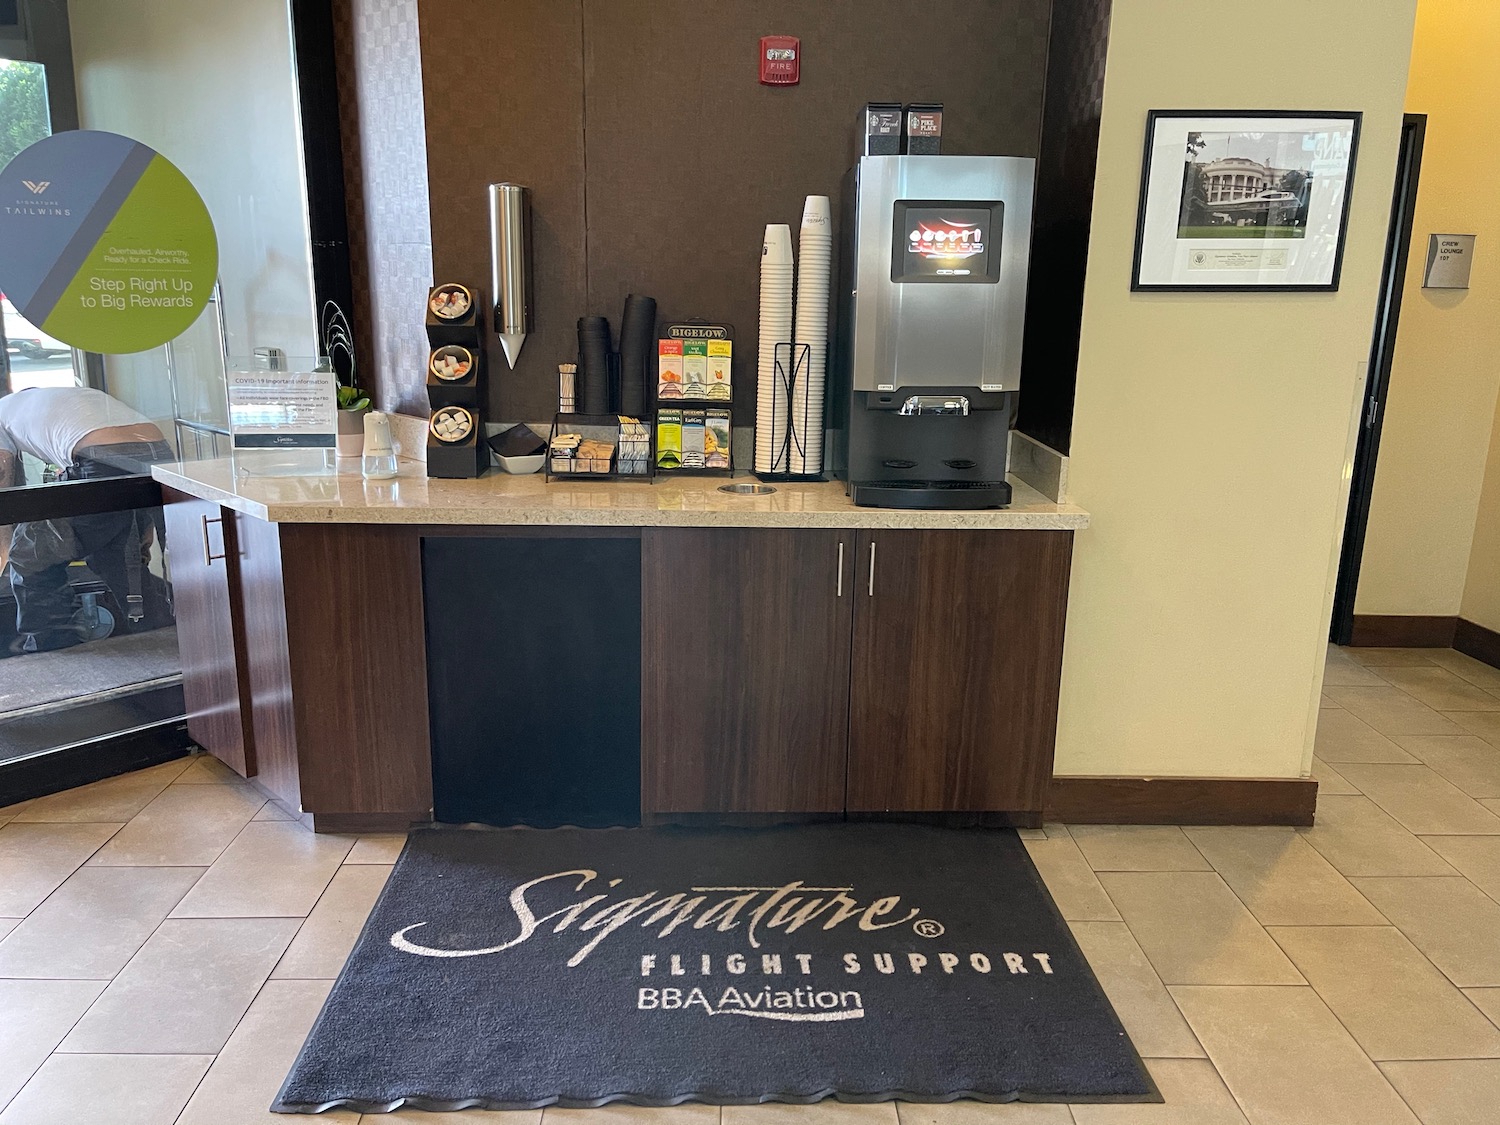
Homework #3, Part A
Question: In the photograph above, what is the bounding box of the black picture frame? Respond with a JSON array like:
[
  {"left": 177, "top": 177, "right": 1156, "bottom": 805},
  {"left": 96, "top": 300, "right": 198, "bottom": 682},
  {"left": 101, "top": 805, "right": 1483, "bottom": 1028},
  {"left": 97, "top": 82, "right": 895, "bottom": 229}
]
[{"left": 1130, "top": 109, "right": 1362, "bottom": 292}]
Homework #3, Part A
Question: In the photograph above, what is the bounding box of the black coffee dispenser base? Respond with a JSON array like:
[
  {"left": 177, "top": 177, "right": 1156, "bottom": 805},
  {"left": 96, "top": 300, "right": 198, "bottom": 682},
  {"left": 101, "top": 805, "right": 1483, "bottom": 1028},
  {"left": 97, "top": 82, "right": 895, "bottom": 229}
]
[{"left": 848, "top": 479, "right": 1012, "bottom": 510}]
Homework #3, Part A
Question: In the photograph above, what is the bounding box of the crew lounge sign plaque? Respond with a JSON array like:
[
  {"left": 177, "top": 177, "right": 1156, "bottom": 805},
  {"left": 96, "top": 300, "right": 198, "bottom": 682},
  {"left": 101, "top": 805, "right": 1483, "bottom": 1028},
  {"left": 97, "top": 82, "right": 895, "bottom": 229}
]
[{"left": 273, "top": 824, "right": 1155, "bottom": 1110}]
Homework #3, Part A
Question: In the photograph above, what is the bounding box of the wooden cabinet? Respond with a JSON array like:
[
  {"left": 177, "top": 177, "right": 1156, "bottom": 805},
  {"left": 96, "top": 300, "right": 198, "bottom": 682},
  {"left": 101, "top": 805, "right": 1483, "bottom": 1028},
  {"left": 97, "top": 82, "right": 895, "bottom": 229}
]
[
  {"left": 162, "top": 493, "right": 254, "bottom": 778},
  {"left": 642, "top": 528, "right": 855, "bottom": 813},
  {"left": 846, "top": 529, "right": 1073, "bottom": 813}
]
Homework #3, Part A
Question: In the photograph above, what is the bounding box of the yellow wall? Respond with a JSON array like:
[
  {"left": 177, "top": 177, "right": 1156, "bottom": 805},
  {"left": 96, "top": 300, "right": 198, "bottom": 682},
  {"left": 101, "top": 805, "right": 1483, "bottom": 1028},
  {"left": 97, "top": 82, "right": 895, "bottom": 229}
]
[
  {"left": 1054, "top": 0, "right": 1418, "bottom": 778},
  {"left": 1356, "top": 0, "right": 1500, "bottom": 617},
  {"left": 1463, "top": 395, "right": 1500, "bottom": 632}
]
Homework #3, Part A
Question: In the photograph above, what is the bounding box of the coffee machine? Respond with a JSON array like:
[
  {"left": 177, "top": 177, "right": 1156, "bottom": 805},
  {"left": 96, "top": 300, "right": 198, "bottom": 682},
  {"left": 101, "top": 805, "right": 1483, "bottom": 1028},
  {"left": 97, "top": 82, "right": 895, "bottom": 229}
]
[{"left": 829, "top": 154, "right": 1035, "bottom": 508}]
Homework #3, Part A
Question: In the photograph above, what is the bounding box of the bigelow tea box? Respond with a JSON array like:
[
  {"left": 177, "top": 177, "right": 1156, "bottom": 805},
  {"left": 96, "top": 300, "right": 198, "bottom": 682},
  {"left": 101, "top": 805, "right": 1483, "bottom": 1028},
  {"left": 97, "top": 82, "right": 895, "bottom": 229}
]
[
  {"left": 682, "top": 340, "right": 709, "bottom": 398},
  {"left": 706, "top": 340, "right": 732, "bottom": 400},
  {"left": 657, "top": 339, "right": 684, "bottom": 400}
]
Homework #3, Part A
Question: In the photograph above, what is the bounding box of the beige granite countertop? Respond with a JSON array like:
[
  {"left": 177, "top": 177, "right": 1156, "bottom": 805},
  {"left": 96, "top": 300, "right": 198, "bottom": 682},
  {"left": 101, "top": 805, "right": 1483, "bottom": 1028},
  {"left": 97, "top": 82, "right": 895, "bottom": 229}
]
[{"left": 152, "top": 456, "right": 1089, "bottom": 530}]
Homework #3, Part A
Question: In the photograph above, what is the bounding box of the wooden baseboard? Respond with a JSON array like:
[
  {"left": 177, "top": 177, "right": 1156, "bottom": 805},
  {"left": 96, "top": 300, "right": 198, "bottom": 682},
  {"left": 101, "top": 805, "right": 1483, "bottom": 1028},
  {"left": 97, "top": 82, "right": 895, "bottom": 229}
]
[
  {"left": 1046, "top": 775, "right": 1319, "bottom": 827},
  {"left": 305, "top": 811, "right": 431, "bottom": 834},
  {"left": 1455, "top": 618, "right": 1500, "bottom": 670},
  {"left": 1349, "top": 614, "right": 1458, "bottom": 648}
]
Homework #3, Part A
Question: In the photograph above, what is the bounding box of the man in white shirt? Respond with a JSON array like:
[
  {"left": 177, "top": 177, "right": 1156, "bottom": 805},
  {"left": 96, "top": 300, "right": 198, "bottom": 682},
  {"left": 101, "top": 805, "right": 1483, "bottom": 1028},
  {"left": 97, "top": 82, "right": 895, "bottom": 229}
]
[{"left": 0, "top": 387, "right": 175, "bottom": 653}]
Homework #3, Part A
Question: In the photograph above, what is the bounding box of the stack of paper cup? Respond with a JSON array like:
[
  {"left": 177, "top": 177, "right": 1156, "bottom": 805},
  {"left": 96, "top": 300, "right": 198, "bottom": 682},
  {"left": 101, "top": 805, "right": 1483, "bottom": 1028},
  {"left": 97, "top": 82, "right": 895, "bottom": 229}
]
[
  {"left": 756, "top": 223, "right": 794, "bottom": 473},
  {"left": 791, "top": 196, "right": 832, "bottom": 475}
]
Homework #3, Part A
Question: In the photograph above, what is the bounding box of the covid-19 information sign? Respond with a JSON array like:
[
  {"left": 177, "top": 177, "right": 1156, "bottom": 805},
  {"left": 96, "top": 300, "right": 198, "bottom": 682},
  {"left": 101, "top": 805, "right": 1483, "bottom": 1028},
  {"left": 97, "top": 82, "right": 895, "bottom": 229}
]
[{"left": 0, "top": 130, "right": 217, "bottom": 354}]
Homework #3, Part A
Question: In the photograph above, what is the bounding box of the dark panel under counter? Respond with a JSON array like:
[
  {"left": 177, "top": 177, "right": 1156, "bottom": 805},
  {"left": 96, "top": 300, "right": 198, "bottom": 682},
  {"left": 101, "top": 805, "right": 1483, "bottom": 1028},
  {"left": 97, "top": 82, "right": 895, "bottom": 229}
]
[{"left": 422, "top": 533, "right": 642, "bottom": 828}]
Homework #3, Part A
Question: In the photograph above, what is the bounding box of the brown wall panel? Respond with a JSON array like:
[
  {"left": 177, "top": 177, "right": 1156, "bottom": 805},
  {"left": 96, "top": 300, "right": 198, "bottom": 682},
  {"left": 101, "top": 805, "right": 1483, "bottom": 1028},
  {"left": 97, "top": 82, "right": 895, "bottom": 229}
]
[
  {"left": 419, "top": 0, "right": 588, "bottom": 422},
  {"left": 416, "top": 0, "right": 1049, "bottom": 422}
]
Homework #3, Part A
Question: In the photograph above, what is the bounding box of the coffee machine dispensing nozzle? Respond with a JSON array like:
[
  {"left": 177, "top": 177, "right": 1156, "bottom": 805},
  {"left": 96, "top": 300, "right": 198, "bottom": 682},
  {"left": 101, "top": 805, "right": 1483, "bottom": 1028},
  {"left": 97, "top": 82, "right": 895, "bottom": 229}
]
[{"left": 897, "top": 395, "right": 970, "bottom": 417}]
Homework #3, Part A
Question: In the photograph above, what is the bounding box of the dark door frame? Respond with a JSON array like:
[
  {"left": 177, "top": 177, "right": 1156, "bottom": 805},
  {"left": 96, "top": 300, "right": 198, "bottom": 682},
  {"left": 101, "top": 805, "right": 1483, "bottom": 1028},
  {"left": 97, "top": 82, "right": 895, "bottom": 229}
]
[{"left": 1330, "top": 113, "right": 1426, "bottom": 645}]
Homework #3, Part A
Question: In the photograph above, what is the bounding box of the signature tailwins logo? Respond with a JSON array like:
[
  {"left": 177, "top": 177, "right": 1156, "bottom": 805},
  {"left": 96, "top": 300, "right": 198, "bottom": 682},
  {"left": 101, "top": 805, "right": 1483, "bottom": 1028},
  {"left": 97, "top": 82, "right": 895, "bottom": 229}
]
[{"left": 6, "top": 178, "right": 69, "bottom": 217}]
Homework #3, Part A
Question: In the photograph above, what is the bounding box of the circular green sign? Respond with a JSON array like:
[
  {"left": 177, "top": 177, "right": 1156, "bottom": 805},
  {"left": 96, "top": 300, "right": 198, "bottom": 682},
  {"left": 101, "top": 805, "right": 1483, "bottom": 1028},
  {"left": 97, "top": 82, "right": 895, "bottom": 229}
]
[{"left": 0, "top": 130, "right": 218, "bottom": 354}]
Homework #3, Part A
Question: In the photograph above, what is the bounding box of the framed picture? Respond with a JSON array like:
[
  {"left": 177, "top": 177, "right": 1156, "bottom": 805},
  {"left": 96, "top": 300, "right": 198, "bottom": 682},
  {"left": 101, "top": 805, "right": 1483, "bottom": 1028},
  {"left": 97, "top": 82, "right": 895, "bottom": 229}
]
[{"left": 1131, "top": 110, "right": 1362, "bottom": 291}]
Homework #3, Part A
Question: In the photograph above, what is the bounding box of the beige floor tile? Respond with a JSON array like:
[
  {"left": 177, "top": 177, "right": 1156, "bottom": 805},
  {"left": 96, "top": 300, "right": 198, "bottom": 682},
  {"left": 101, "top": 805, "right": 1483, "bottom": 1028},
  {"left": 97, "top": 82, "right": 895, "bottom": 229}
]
[
  {"left": 1169, "top": 985, "right": 1418, "bottom": 1125},
  {"left": 1068, "top": 921, "right": 1204, "bottom": 1059},
  {"left": 1297, "top": 795, "right": 1458, "bottom": 877},
  {"left": 896, "top": 1103, "right": 1070, "bottom": 1124},
  {"left": 1447, "top": 709, "right": 1500, "bottom": 746},
  {"left": 1268, "top": 925, "right": 1500, "bottom": 1060},
  {"left": 1066, "top": 827, "right": 1209, "bottom": 872},
  {"left": 1379, "top": 1060, "right": 1500, "bottom": 1125},
  {"left": 59, "top": 916, "right": 299, "bottom": 1054},
  {"left": 1464, "top": 987, "right": 1500, "bottom": 1025},
  {"left": 0, "top": 865, "right": 203, "bottom": 978},
  {"left": 253, "top": 801, "right": 298, "bottom": 822},
  {"left": 1070, "top": 1058, "right": 1246, "bottom": 1124},
  {"left": 1394, "top": 735, "right": 1500, "bottom": 798},
  {"left": 1350, "top": 877, "right": 1500, "bottom": 987},
  {"left": 1374, "top": 666, "right": 1500, "bottom": 711},
  {"left": 544, "top": 1107, "right": 722, "bottom": 1125},
  {"left": 0, "top": 979, "right": 107, "bottom": 1109},
  {"left": 1314, "top": 709, "right": 1417, "bottom": 763},
  {"left": 273, "top": 863, "right": 391, "bottom": 979},
  {"left": 1426, "top": 650, "right": 1500, "bottom": 695},
  {"left": 1485, "top": 799, "right": 1500, "bottom": 817},
  {"left": 1022, "top": 838, "right": 1120, "bottom": 922},
  {"left": 1321, "top": 686, "right": 1465, "bottom": 738},
  {"left": 346, "top": 833, "right": 408, "bottom": 864},
  {"left": 1329, "top": 763, "right": 1500, "bottom": 835},
  {"left": 1311, "top": 757, "right": 1359, "bottom": 795},
  {"left": 87, "top": 783, "right": 264, "bottom": 867},
  {"left": 176, "top": 978, "right": 358, "bottom": 1125},
  {"left": 1183, "top": 827, "right": 1384, "bottom": 925},
  {"left": 0, "top": 822, "right": 122, "bottom": 915},
  {"left": 0, "top": 919, "right": 16, "bottom": 940},
  {"left": 173, "top": 754, "right": 252, "bottom": 784},
  {"left": 3, "top": 771, "right": 173, "bottom": 823},
  {"left": 731, "top": 1105, "right": 898, "bottom": 1125},
  {"left": 170, "top": 821, "right": 352, "bottom": 918},
  {"left": 1345, "top": 648, "right": 1445, "bottom": 667},
  {"left": 1322, "top": 658, "right": 1389, "bottom": 687},
  {"left": 1042, "top": 823, "right": 1072, "bottom": 839},
  {"left": 1321, "top": 694, "right": 1344, "bottom": 708},
  {"left": 0, "top": 1052, "right": 211, "bottom": 1125},
  {"left": 1095, "top": 872, "right": 1302, "bottom": 985},
  {"left": 1421, "top": 836, "right": 1500, "bottom": 902}
]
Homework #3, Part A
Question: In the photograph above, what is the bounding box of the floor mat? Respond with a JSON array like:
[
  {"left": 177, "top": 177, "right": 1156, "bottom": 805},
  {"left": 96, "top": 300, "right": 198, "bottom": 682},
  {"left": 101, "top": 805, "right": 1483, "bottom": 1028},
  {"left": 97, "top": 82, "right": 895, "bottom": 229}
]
[
  {"left": 275, "top": 823, "right": 1157, "bottom": 1113},
  {"left": 0, "top": 626, "right": 180, "bottom": 715}
]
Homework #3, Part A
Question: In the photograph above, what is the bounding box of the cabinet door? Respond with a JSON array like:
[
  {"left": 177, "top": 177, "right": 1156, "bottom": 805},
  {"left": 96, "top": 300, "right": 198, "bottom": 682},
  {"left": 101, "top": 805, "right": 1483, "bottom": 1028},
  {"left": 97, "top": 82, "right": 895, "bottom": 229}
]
[
  {"left": 163, "top": 494, "right": 255, "bottom": 777},
  {"left": 642, "top": 528, "right": 855, "bottom": 813},
  {"left": 847, "top": 529, "right": 1072, "bottom": 813}
]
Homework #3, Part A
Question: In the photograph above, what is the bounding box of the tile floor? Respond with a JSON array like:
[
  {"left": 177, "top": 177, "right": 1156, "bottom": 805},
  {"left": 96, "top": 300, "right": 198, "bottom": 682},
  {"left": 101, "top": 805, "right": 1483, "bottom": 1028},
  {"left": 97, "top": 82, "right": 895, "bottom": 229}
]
[{"left": 1, "top": 644, "right": 1499, "bottom": 1123}]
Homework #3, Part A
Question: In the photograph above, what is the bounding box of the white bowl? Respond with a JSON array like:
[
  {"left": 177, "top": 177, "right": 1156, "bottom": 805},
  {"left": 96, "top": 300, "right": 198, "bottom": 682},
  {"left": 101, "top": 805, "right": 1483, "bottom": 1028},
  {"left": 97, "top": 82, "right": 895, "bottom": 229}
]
[{"left": 497, "top": 453, "right": 545, "bottom": 475}]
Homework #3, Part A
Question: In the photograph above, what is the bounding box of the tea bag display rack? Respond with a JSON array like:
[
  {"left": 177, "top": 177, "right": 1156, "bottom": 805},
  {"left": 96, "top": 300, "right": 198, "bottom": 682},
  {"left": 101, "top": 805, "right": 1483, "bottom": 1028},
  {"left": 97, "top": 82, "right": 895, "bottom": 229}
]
[
  {"left": 545, "top": 413, "right": 656, "bottom": 482},
  {"left": 652, "top": 321, "right": 735, "bottom": 478},
  {"left": 754, "top": 341, "right": 823, "bottom": 482},
  {"left": 425, "top": 282, "right": 489, "bottom": 478}
]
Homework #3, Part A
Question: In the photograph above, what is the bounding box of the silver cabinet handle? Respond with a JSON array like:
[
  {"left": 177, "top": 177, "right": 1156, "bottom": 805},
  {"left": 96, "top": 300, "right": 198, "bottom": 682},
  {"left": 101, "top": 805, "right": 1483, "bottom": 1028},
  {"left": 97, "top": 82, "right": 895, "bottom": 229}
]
[
  {"left": 837, "top": 541, "right": 845, "bottom": 597},
  {"left": 868, "top": 540, "right": 876, "bottom": 596},
  {"left": 202, "top": 514, "right": 226, "bottom": 566}
]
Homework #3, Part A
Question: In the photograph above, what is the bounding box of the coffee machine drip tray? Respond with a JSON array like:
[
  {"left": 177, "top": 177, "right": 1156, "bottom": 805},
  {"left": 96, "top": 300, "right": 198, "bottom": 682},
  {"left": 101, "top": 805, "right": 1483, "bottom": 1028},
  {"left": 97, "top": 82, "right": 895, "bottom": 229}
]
[{"left": 850, "top": 479, "right": 1012, "bottom": 510}]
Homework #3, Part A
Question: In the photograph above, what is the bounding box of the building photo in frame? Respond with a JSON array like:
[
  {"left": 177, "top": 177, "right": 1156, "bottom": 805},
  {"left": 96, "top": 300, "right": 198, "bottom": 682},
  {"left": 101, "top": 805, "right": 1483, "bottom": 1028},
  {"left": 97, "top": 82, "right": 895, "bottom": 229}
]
[{"left": 1132, "top": 110, "right": 1362, "bottom": 290}]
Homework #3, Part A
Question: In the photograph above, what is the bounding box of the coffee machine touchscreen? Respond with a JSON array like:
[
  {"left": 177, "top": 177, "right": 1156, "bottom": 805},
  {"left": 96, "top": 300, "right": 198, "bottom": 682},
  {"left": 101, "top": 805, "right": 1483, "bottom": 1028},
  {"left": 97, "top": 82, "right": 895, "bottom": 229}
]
[{"left": 891, "top": 201, "right": 1003, "bottom": 283}]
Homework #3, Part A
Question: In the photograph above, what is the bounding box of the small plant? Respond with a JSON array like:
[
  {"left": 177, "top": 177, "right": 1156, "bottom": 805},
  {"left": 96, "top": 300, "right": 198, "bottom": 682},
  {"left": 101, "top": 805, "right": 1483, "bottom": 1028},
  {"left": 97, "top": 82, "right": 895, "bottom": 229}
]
[{"left": 337, "top": 384, "right": 370, "bottom": 412}]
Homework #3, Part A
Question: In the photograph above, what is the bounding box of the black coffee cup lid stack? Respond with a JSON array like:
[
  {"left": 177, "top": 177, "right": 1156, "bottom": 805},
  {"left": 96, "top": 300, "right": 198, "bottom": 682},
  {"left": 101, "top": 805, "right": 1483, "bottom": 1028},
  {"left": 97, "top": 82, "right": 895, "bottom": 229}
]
[
  {"left": 577, "top": 316, "right": 612, "bottom": 415},
  {"left": 618, "top": 294, "right": 657, "bottom": 417}
]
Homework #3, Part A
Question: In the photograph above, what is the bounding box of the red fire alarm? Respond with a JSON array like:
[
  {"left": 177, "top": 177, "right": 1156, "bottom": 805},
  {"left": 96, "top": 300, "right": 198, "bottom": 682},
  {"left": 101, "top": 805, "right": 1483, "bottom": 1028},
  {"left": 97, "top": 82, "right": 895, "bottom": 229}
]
[{"left": 759, "top": 35, "right": 800, "bottom": 86}]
